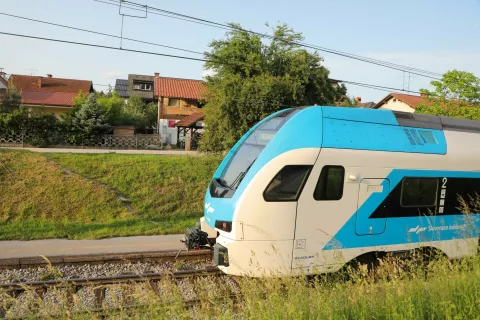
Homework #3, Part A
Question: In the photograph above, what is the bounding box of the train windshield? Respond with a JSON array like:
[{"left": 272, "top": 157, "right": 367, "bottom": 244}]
[{"left": 217, "top": 109, "right": 297, "bottom": 190}]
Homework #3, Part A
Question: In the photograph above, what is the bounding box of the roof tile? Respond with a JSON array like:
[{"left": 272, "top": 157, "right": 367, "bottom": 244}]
[
  {"left": 9, "top": 74, "right": 92, "bottom": 94},
  {"left": 21, "top": 91, "right": 78, "bottom": 107},
  {"left": 155, "top": 77, "right": 205, "bottom": 99},
  {"left": 175, "top": 111, "right": 205, "bottom": 127}
]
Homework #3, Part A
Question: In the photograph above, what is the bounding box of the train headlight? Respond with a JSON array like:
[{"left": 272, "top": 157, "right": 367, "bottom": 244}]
[{"left": 215, "top": 220, "right": 232, "bottom": 232}]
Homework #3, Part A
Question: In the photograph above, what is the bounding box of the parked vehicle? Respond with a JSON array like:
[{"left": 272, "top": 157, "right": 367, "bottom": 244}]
[{"left": 191, "top": 106, "right": 480, "bottom": 277}]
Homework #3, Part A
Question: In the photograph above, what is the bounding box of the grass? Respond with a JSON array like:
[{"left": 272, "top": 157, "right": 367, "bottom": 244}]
[
  {"left": 2, "top": 254, "right": 480, "bottom": 319},
  {"left": 0, "top": 150, "right": 221, "bottom": 240}
]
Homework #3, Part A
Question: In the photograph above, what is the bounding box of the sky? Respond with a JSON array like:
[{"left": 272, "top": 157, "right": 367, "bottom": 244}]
[{"left": 1, "top": 0, "right": 479, "bottom": 103}]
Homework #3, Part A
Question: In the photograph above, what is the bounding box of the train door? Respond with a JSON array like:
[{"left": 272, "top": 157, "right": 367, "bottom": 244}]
[
  {"left": 293, "top": 161, "right": 359, "bottom": 271},
  {"left": 355, "top": 179, "right": 389, "bottom": 235}
]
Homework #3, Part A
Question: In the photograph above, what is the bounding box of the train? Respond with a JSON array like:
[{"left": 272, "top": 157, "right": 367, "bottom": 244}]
[{"left": 184, "top": 106, "right": 480, "bottom": 277}]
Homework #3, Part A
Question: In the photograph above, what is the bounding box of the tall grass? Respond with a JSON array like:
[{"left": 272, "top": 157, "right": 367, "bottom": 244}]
[{"left": 1, "top": 254, "right": 479, "bottom": 319}]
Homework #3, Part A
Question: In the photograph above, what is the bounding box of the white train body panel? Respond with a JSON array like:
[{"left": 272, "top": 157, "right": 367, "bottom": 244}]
[{"left": 201, "top": 107, "right": 480, "bottom": 277}]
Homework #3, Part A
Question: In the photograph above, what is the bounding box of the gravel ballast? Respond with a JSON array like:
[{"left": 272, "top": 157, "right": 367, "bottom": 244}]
[{"left": 0, "top": 260, "right": 214, "bottom": 284}]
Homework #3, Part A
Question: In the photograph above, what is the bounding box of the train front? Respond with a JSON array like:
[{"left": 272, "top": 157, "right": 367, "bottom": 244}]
[{"left": 183, "top": 107, "right": 323, "bottom": 276}]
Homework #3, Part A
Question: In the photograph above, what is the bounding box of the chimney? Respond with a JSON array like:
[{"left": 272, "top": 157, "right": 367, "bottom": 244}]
[
  {"left": 47, "top": 74, "right": 52, "bottom": 78},
  {"left": 355, "top": 97, "right": 362, "bottom": 103},
  {"left": 154, "top": 72, "right": 160, "bottom": 78},
  {"left": 37, "top": 77, "right": 42, "bottom": 88},
  {"left": 0, "top": 71, "right": 5, "bottom": 80}
]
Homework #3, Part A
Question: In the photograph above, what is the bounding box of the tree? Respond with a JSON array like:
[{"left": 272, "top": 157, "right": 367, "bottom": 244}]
[
  {"left": 0, "top": 83, "right": 22, "bottom": 113},
  {"left": 416, "top": 70, "right": 480, "bottom": 120},
  {"left": 97, "top": 91, "right": 125, "bottom": 125},
  {"left": 200, "top": 23, "right": 347, "bottom": 151},
  {"left": 334, "top": 95, "right": 356, "bottom": 108},
  {"left": 123, "top": 95, "right": 158, "bottom": 131},
  {"left": 72, "top": 93, "right": 110, "bottom": 141}
]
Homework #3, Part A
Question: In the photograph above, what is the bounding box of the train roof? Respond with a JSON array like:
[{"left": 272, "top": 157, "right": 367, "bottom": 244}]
[
  {"left": 313, "top": 106, "right": 480, "bottom": 134},
  {"left": 261, "top": 106, "right": 480, "bottom": 157}
]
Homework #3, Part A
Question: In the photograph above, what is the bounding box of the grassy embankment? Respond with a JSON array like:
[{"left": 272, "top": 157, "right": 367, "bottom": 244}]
[
  {"left": 0, "top": 150, "right": 221, "bottom": 240},
  {"left": 1, "top": 255, "right": 480, "bottom": 319}
]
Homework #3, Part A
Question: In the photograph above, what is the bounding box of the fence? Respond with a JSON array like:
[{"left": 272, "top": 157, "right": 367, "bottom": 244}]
[{"left": 0, "top": 133, "right": 163, "bottom": 150}]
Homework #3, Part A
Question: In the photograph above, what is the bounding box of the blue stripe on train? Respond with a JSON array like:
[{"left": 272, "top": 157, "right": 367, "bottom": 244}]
[{"left": 324, "top": 169, "right": 480, "bottom": 250}]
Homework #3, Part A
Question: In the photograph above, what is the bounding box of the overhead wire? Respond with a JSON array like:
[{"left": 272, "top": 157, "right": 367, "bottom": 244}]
[
  {"left": 0, "top": 30, "right": 426, "bottom": 96},
  {"left": 0, "top": 31, "right": 208, "bottom": 62},
  {"left": 95, "top": 0, "right": 443, "bottom": 79},
  {"left": 0, "top": 12, "right": 204, "bottom": 56}
]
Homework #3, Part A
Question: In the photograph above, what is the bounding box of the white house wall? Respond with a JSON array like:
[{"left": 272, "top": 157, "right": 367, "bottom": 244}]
[
  {"left": 159, "top": 119, "right": 179, "bottom": 145},
  {"left": 378, "top": 99, "right": 415, "bottom": 113}
]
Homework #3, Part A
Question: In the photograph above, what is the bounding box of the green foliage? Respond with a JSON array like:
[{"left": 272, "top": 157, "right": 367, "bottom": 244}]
[
  {"left": 122, "top": 95, "right": 158, "bottom": 131},
  {"left": 0, "top": 107, "right": 61, "bottom": 147},
  {"left": 0, "top": 83, "right": 22, "bottom": 113},
  {"left": 97, "top": 91, "right": 125, "bottom": 125},
  {"left": 417, "top": 70, "right": 480, "bottom": 120},
  {"left": 24, "top": 109, "right": 62, "bottom": 147},
  {"left": 335, "top": 95, "right": 357, "bottom": 108},
  {"left": 71, "top": 93, "right": 111, "bottom": 141},
  {"left": 201, "top": 23, "right": 347, "bottom": 151}
]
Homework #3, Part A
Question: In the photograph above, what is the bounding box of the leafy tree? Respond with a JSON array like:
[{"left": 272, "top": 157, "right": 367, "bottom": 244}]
[
  {"left": 0, "top": 84, "right": 22, "bottom": 113},
  {"left": 416, "top": 70, "right": 480, "bottom": 120},
  {"left": 200, "top": 23, "right": 347, "bottom": 151},
  {"left": 123, "top": 95, "right": 158, "bottom": 131},
  {"left": 72, "top": 93, "right": 110, "bottom": 142},
  {"left": 334, "top": 95, "right": 356, "bottom": 108},
  {"left": 97, "top": 91, "right": 125, "bottom": 125}
]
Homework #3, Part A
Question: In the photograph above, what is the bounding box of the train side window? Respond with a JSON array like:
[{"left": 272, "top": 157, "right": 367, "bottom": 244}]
[
  {"left": 263, "top": 165, "right": 312, "bottom": 202},
  {"left": 401, "top": 178, "right": 438, "bottom": 207},
  {"left": 314, "top": 166, "right": 345, "bottom": 201}
]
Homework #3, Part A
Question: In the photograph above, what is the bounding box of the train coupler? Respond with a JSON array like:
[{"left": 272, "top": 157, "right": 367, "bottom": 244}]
[{"left": 181, "top": 222, "right": 213, "bottom": 250}]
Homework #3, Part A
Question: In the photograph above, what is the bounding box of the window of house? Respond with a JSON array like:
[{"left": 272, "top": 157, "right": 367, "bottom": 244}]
[
  {"left": 133, "top": 83, "right": 152, "bottom": 91},
  {"left": 168, "top": 98, "right": 179, "bottom": 107},
  {"left": 393, "top": 98, "right": 397, "bottom": 102},
  {"left": 185, "top": 99, "right": 197, "bottom": 107},
  {"left": 401, "top": 178, "right": 438, "bottom": 207},
  {"left": 314, "top": 166, "right": 345, "bottom": 201},
  {"left": 263, "top": 165, "right": 312, "bottom": 202}
]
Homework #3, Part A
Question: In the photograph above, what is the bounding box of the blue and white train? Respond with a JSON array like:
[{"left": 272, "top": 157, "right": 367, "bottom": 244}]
[{"left": 192, "top": 106, "right": 480, "bottom": 277}]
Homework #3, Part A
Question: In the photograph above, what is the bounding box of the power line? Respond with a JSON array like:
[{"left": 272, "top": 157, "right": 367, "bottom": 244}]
[
  {"left": 0, "top": 31, "right": 209, "bottom": 62},
  {"left": 338, "top": 80, "right": 421, "bottom": 95},
  {"left": 0, "top": 30, "right": 427, "bottom": 97},
  {"left": 95, "top": 0, "right": 443, "bottom": 79},
  {"left": 93, "top": 0, "right": 231, "bottom": 31},
  {"left": 0, "top": 12, "right": 204, "bottom": 56}
]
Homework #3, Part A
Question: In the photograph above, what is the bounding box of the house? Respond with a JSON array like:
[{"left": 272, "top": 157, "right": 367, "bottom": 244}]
[
  {"left": 8, "top": 74, "right": 93, "bottom": 118},
  {"left": 373, "top": 93, "right": 430, "bottom": 113},
  {"left": 0, "top": 71, "right": 8, "bottom": 92},
  {"left": 114, "top": 74, "right": 155, "bottom": 102},
  {"left": 354, "top": 97, "right": 376, "bottom": 108},
  {"left": 155, "top": 74, "right": 206, "bottom": 145}
]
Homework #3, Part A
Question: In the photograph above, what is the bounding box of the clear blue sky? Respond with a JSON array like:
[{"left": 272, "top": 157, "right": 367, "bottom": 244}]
[{"left": 1, "top": 0, "right": 479, "bottom": 102}]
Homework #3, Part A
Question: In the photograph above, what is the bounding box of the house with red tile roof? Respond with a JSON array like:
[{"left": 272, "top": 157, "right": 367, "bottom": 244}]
[
  {"left": 8, "top": 74, "right": 93, "bottom": 118},
  {"left": 373, "top": 93, "right": 434, "bottom": 113},
  {"left": 114, "top": 72, "right": 205, "bottom": 145},
  {"left": 154, "top": 73, "right": 206, "bottom": 145}
]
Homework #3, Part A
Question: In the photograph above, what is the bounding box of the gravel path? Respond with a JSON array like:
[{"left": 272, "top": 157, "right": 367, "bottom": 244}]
[{"left": 0, "top": 260, "right": 214, "bottom": 284}]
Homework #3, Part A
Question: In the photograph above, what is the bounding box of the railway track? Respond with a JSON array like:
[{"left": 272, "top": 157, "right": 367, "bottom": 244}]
[
  {"left": 0, "top": 249, "right": 212, "bottom": 270},
  {"left": 0, "top": 267, "right": 241, "bottom": 319}
]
